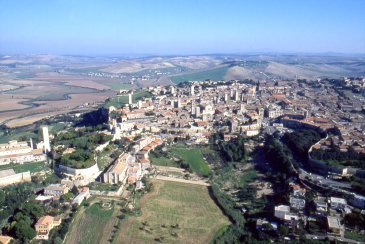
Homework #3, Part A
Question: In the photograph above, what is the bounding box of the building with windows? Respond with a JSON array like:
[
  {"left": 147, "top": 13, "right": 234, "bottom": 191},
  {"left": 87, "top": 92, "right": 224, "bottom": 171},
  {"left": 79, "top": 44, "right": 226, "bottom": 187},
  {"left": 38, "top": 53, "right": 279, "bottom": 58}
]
[
  {"left": 44, "top": 184, "right": 69, "bottom": 197},
  {"left": 0, "top": 140, "right": 46, "bottom": 165},
  {"left": 35, "top": 215, "right": 62, "bottom": 240}
]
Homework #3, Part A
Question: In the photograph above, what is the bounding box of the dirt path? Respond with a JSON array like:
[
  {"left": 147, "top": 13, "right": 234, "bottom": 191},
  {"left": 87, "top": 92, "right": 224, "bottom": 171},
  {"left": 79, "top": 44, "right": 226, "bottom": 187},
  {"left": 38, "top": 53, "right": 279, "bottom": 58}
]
[
  {"left": 154, "top": 175, "right": 210, "bottom": 186},
  {"left": 154, "top": 165, "right": 186, "bottom": 173}
]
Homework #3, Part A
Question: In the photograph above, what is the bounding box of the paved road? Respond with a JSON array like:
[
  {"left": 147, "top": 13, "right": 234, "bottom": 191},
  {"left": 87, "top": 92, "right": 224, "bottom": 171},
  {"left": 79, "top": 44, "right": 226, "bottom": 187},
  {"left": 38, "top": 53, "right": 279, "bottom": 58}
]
[{"left": 306, "top": 234, "right": 365, "bottom": 244}]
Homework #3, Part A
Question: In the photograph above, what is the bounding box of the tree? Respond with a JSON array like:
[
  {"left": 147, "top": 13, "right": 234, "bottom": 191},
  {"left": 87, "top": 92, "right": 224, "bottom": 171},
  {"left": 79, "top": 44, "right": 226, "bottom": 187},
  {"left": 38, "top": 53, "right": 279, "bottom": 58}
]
[
  {"left": 14, "top": 219, "right": 36, "bottom": 241},
  {"left": 215, "top": 135, "right": 247, "bottom": 163},
  {"left": 71, "top": 185, "right": 79, "bottom": 195},
  {"left": 21, "top": 201, "right": 45, "bottom": 220},
  {"left": 61, "top": 192, "right": 75, "bottom": 202},
  {"left": 279, "top": 225, "right": 289, "bottom": 236},
  {"left": 0, "top": 190, "right": 4, "bottom": 205}
]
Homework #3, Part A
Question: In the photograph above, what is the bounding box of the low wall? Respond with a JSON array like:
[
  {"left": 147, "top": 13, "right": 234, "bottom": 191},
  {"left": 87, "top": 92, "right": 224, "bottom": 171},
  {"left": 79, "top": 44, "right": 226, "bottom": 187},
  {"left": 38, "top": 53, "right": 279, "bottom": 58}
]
[
  {"left": 0, "top": 171, "right": 31, "bottom": 187},
  {"left": 58, "top": 163, "right": 100, "bottom": 179},
  {"left": 89, "top": 184, "right": 124, "bottom": 197}
]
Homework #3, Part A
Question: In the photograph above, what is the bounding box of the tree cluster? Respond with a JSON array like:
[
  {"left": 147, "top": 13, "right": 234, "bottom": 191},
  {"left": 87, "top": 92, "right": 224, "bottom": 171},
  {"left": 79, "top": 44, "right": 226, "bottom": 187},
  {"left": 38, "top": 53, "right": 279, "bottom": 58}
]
[
  {"left": 264, "top": 135, "right": 297, "bottom": 180},
  {"left": 214, "top": 135, "right": 247, "bottom": 163},
  {"left": 283, "top": 129, "right": 322, "bottom": 159},
  {"left": 311, "top": 147, "right": 365, "bottom": 168}
]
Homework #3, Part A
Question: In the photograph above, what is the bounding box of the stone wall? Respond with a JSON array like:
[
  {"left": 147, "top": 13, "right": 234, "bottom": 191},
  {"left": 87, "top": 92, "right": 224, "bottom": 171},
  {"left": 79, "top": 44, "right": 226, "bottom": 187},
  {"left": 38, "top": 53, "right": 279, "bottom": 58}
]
[
  {"left": 58, "top": 163, "right": 100, "bottom": 179},
  {"left": 0, "top": 171, "right": 31, "bottom": 187}
]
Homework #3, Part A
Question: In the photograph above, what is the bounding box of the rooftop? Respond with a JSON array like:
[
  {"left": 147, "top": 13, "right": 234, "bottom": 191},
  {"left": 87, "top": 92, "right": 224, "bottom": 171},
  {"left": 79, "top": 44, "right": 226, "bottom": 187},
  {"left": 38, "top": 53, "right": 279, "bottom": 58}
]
[
  {"left": 108, "top": 161, "right": 128, "bottom": 174},
  {"left": 327, "top": 216, "right": 342, "bottom": 229},
  {"left": 36, "top": 215, "right": 54, "bottom": 226}
]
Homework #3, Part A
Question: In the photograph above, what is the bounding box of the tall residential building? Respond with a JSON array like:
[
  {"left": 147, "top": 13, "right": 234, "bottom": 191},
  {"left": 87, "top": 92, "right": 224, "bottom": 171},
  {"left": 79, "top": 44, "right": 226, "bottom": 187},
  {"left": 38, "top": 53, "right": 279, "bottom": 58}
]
[
  {"left": 190, "top": 85, "right": 195, "bottom": 96},
  {"left": 42, "top": 126, "right": 51, "bottom": 153}
]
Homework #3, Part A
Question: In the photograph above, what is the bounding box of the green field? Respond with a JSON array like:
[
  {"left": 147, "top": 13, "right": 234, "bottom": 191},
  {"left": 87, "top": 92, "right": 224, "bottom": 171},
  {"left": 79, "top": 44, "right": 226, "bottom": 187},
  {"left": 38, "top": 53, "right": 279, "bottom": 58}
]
[
  {"left": 104, "top": 82, "right": 133, "bottom": 91},
  {"left": 149, "top": 154, "right": 178, "bottom": 167},
  {"left": 170, "top": 66, "right": 229, "bottom": 83},
  {"left": 66, "top": 202, "right": 117, "bottom": 244},
  {"left": 104, "top": 90, "right": 152, "bottom": 108},
  {"left": 169, "top": 144, "right": 212, "bottom": 177},
  {"left": 116, "top": 180, "right": 230, "bottom": 244},
  {"left": 89, "top": 183, "right": 120, "bottom": 192},
  {"left": 0, "top": 161, "right": 49, "bottom": 173},
  {"left": 239, "top": 170, "right": 258, "bottom": 186},
  {"left": 0, "top": 130, "right": 37, "bottom": 144},
  {"left": 48, "top": 123, "right": 68, "bottom": 134},
  {"left": 345, "top": 230, "right": 365, "bottom": 242}
]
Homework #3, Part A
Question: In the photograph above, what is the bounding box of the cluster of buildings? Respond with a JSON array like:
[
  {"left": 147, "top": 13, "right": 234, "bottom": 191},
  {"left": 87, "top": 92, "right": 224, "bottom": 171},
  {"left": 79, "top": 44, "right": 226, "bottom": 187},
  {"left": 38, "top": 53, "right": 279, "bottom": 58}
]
[
  {"left": 0, "top": 139, "right": 46, "bottom": 165},
  {"left": 107, "top": 77, "right": 364, "bottom": 153},
  {"left": 312, "top": 127, "right": 365, "bottom": 155},
  {"left": 36, "top": 181, "right": 91, "bottom": 206},
  {"left": 0, "top": 127, "right": 51, "bottom": 187},
  {"left": 1, "top": 75, "right": 364, "bottom": 242},
  {"left": 103, "top": 136, "right": 162, "bottom": 186},
  {"left": 0, "top": 127, "right": 50, "bottom": 165},
  {"left": 271, "top": 180, "right": 365, "bottom": 239}
]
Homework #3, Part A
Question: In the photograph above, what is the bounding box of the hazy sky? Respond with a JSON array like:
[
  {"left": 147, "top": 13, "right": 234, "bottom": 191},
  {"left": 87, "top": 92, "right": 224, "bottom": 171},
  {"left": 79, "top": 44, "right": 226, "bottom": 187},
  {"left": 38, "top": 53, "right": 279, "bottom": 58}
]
[{"left": 1, "top": 0, "right": 364, "bottom": 55}]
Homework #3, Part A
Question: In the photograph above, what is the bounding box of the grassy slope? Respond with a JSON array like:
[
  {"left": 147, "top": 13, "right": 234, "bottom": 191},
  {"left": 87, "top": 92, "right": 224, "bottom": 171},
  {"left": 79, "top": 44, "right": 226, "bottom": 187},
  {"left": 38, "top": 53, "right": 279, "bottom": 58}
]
[
  {"left": 170, "top": 66, "right": 229, "bottom": 83},
  {"left": 170, "top": 145, "right": 212, "bottom": 176},
  {"left": 116, "top": 180, "right": 230, "bottom": 244},
  {"left": 66, "top": 202, "right": 117, "bottom": 244},
  {"left": 149, "top": 154, "right": 178, "bottom": 167}
]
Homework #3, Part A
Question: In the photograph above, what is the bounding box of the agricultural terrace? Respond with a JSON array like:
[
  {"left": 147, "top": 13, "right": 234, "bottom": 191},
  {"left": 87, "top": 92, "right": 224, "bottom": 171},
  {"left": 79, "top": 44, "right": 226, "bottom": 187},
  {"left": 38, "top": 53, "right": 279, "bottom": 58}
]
[
  {"left": 116, "top": 180, "right": 230, "bottom": 244},
  {"left": 65, "top": 202, "right": 118, "bottom": 244}
]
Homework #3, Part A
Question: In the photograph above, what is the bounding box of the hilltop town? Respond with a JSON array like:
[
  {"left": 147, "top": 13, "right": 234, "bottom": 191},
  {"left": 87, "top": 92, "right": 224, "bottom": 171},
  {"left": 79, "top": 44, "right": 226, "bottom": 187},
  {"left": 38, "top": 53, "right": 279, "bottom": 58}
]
[{"left": 0, "top": 75, "right": 365, "bottom": 243}]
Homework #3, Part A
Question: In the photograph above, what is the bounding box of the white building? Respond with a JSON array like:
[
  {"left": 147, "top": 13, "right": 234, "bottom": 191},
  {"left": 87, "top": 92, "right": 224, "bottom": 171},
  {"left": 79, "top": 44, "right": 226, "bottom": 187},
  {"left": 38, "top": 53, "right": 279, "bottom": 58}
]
[
  {"left": 0, "top": 140, "right": 46, "bottom": 165},
  {"left": 128, "top": 93, "right": 133, "bottom": 105},
  {"left": 103, "top": 154, "right": 131, "bottom": 184},
  {"left": 72, "top": 187, "right": 90, "bottom": 205},
  {"left": 42, "top": 126, "right": 51, "bottom": 153},
  {"left": 274, "top": 205, "right": 290, "bottom": 219}
]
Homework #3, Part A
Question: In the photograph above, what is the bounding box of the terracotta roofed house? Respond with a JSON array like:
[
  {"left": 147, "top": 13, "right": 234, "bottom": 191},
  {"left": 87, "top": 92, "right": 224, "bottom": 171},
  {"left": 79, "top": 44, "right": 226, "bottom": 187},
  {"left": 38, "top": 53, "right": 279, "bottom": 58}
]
[
  {"left": 35, "top": 215, "right": 62, "bottom": 240},
  {"left": 0, "top": 235, "right": 13, "bottom": 244}
]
